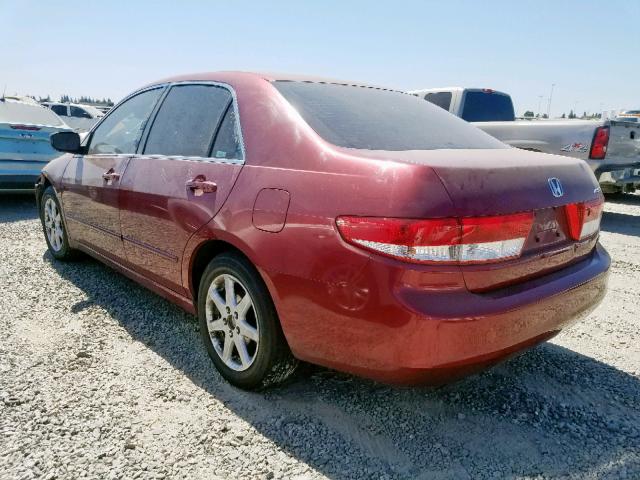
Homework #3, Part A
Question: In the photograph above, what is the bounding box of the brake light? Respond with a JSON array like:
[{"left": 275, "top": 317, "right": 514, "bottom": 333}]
[
  {"left": 564, "top": 198, "right": 604, "bottom": 240},
  {"left": 589, "top": 126, "right": 609, "bottom": 159},
  {"left": 336, "top": 213, "right": 534, "bottom": 264}
]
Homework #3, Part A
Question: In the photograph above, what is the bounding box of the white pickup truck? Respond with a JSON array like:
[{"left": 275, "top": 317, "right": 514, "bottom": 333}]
[{"left": 411, "top": 87, "right": 640, "bottom": 193}]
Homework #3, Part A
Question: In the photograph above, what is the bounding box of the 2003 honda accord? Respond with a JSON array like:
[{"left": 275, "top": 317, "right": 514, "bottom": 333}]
[{"left": 37, "top": 72, "right": 610, "bottom": 389}]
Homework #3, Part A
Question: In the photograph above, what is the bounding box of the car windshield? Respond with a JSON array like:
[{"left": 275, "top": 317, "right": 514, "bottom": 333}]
[{"left": 273, "top": 81, "right": 507, "bottom": 151}]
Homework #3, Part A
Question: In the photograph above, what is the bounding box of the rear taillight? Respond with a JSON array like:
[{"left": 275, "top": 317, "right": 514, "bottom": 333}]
[
  {"left": 589, "top": 126, "right": 609, "bottom": 160},
  {"left": 10, "top": 124, "right": 41, "bottom": 131},
  {"left": 564, "top": 198, "right": 604, "bottom": 240},
  {"left": 336, "top": 213, "right": 534, "bottom": 265}
]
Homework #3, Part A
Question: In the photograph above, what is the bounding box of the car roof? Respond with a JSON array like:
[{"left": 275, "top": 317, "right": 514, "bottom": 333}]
[{"left": 145, "top": 71, "right": 397, "bottom": 92}]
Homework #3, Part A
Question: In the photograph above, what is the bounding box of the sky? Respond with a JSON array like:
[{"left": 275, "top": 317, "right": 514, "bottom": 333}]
[{"left": 3, "top": 0, "right": 638, "bottom": 117}]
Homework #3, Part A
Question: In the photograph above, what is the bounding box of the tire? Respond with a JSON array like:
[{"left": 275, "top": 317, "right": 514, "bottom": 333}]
[
  {"left": 197, "top": 252, "right": 298, "bottom": 390},
  {"left": 40, "top": 186, "right": 78, "bottom": 261}
]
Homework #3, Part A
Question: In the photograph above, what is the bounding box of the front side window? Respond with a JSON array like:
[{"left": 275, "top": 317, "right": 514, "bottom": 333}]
[
  {"left": 70, "top": 106, "right": 92, "bottom": 118},
  {"left": 424, "top": 92, "right": 452, "bottom": 111},
  {"left": 51, "top": 105, "right": 68, "bottom": 116},
  {"left": 144, "top": 84, "right": 232, "bottom": 157},
  {"left": 274, "top": 81, "right": 506, "bottom": 151},
  {"left": 88, "top": 88, "right": 163, "bottom": 155}
]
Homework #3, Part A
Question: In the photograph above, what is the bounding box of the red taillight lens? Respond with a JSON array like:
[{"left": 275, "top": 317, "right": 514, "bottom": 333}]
[
  {"left": 589, "top": 126, "right": 609, "bottom": 160},
  {"left": 10, "top": 124, "right": 41, "bottom": 131},
  {"left": 336, "top": 213, "right": 534, "bottom": 265},
  {"left": 564, "top": 198, "right": 604, "bottom": 240}
]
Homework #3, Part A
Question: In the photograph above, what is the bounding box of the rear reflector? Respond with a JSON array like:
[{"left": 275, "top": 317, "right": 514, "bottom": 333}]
[
  {"left": 564, "top": 198, "right": 604, "bottom": 240},
  {"left": 589, "top": 126, "right": 609, "bottom": 159},
  {"left": 336, "top": 213, "right": 534, "bottom": 265}
]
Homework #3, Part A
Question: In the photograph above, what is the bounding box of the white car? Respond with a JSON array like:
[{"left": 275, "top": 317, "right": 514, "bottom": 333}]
[{"left": 43, "top": 102, "right": 104, "bottom": 132}]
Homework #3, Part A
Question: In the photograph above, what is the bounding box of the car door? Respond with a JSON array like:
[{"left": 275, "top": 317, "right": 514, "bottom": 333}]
[
  {"left": 61, "top": 87, "right": 165, "bottom": 261},
  {"left": 118, "top": 83, "right": 244, "bottom": 293}
]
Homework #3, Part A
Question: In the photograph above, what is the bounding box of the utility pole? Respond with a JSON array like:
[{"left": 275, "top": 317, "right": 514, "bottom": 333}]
[{"left": 546, "top": 83, "right": 555, "bottom": 118}]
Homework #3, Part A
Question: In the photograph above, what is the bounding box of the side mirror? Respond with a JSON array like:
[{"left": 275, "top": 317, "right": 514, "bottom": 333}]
[{"left": 51, "top": 131, "right": 82, "bottom": 153}]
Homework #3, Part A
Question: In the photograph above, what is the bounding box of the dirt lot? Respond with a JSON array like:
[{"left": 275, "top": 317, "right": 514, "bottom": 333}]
[{"left": 1, "top": 194, "right": 639, "bottom": 480}]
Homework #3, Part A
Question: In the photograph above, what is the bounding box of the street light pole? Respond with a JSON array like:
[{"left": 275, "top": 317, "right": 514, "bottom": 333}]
[
  {"left": 546, "top": 83, "right": 555, "bottom": 118},
  {"left": 537, "top": 95, "right": 543, "bottom": 116}
]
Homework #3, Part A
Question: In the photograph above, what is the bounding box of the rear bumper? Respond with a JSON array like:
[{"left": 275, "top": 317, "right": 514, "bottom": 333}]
[
  {"left": 0, "top": 159, "right": 49, "bottom": 191},
  {"left": 592, "top": 161, "right": 640, "bottom": 186},
  {"left": 279, "top": 244, "right": 610, "bottom": 385},
  {"left": 388, "top": 245, "right": 609, "bottom": 384}
]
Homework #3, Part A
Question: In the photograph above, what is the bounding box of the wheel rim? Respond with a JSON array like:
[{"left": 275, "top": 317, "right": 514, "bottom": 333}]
[
  {"left": 205, "top": 274, "right": 259, "bottom": 372},
  {"left": 44, "top": 197, "right": 64, "bottom": 252}
]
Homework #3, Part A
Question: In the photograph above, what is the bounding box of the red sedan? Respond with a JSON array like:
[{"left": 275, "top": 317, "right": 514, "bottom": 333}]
[{"left": 37, "top": 72, "right": 609, "bottom": 389}]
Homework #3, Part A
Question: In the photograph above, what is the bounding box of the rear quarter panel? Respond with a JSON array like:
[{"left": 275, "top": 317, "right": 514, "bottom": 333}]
[{"left": 181, "top": 76, "right": 463, "bottom": 363}]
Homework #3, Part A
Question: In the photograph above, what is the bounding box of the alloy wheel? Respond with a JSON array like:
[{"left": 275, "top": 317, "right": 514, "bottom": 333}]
[
  {"left": 205, "top": 274, "right": 260, "bottom": 371},
  {"left": 44, "top": 197, "right": 64, "bottom": 252}
]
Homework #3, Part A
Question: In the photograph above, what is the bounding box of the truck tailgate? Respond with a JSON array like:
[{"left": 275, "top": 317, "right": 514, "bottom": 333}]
[{"left": 603, "top": 120, "right": 640, "bottom": 167}]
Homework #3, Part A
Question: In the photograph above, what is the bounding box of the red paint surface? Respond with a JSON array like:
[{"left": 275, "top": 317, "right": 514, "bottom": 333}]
[{"left": 41, "top": 72, "right": 610, "bottom": 384}]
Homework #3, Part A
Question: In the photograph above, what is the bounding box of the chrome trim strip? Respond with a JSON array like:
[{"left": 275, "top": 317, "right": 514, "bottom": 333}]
[
  {"left": 67, "top": 214, "right": 179, "bottom": 261},
  {"left": 122, "top": 234, "right": 178, "bottom": 262},
  {"left": 66, "top": 215, "right": 121, "bottom": 239},
  {"left": 127, "top": 153, "right": 243, "bottom": 165}
]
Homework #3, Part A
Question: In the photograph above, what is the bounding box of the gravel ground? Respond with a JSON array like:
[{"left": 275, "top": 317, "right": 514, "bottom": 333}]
[{"left": 0, "top": 193, "right": 639, "bottom": 480}]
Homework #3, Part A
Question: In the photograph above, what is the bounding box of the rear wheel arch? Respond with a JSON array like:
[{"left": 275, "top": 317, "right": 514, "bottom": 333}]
[{"left": 189, "top": 239, "right": 260, "bottom": 305}]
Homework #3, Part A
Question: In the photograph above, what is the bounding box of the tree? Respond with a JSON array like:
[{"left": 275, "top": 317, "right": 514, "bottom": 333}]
[
  {"left": 568, "top": 110, "right": 576, "bottom": 119},
  {"left": 542, "top": 113, "right": 548, "bottom": 119},
  {"left": 523, "top": 110, "right": 534, "bottom": 118},
  {"left": 561, "top": 113, "right": 566, "bottom": 118}
]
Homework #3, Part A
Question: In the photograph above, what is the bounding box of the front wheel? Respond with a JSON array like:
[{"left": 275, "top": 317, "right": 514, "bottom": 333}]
[
  {"left": 197, "top": 252, "right": 298, "bottom": 390},
  {"left": 40, "top": 186, "right": 78, "bottom": 261}
]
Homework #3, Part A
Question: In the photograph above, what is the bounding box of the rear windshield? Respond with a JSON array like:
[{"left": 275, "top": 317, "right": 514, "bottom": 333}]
[
  {"left": 274, "top": 81, "right": 507, "bottom": 151},
  {"left": 0, "top": 100, "right": 66, "bottom": 127},
  {"left": 461, "top": 91, "right": 515, "bottom": 122}
]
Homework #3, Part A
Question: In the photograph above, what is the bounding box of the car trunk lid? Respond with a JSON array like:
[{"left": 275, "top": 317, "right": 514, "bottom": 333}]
[{"left": 348, "top": 148, "right": 603, "bottom": 292}]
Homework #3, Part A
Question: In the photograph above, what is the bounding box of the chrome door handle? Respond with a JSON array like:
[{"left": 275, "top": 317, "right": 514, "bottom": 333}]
[
  {"left": 186, "top": 176, "right": 217, "bottom": 194},
  {"left": 102, "top": 169, "right": 121, "bottom": 182}
]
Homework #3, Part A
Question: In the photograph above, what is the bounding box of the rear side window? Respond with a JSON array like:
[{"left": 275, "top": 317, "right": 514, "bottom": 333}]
[
  {"left": 88, "top": 88, "right": 163, "bottom": 155},
  {"left": 70, "top": 106, "right": 91, "bottom": 118},
  {"left": 51, "top": 105, "right": 68, "bottom": 116},
  {"left": 461, "top": 91, "right": 515, "bottom": 122},
  {"left": 144, "top": 84, "right": 231, "bottom": 157},
  {"left": 211, "top": 107, "right": 242, "bottom": 160},
  {"left": 424, "top": 92, "right": 452, "bottom": 111},
  {"left": 274, "top": 81, "right": 506, "bottom": 151}
]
